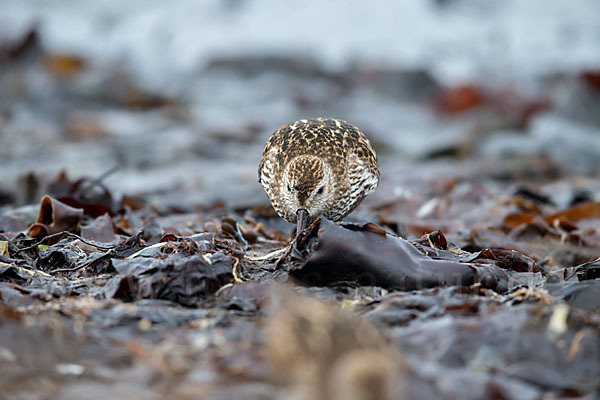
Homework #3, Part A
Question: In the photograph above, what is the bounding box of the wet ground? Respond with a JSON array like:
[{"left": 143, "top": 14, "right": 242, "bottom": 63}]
[{"left": 1, "top": 1, "right": 600, "bottom": 399}]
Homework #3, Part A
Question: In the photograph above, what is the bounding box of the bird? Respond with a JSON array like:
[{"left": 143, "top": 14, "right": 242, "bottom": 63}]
[
  {"left": 258, "top": 117, "right": 380, "bottom": 233},
  {"left": 266, "top": 286, "right": 404, "bottom": 400}
]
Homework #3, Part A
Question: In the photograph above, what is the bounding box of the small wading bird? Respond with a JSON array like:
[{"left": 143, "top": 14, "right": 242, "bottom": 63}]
[{"left": 258, "top": 118, "right": 380, "bottom": 233}]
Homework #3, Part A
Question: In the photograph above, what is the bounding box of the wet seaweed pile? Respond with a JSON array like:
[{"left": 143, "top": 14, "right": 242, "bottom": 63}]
[{"left": 1, "top": 170, "right": 599, "bottom": 399}]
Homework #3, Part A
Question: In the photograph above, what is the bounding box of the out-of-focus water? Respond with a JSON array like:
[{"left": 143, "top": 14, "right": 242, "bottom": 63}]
[{"left": 2, "top": 0, "right": 598, "bottom": 86}]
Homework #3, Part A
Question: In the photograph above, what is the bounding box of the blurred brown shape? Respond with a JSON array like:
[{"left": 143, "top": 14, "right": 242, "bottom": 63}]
[
  {"left": 544, "top": 201, "right": 600, "bottom": 226},
  {"left": 503, "top": 201, "right": 600, "bottom": 232},
  {"left": 121, "top": 87, "right": 175, "bottom": 110},
  {"left": 45, "top": 53, "right": 87, "bottom": 78},
  {"left": 503, "top": 212, "right": 536, "bottom": 229},
  {"left": 0, "top": 29, "right": 38, "bottom": 63},
  {"left": 487, "top": 88, "right": 551, "bottom": 129},
  {"left": 433, "top": 84, "right": 550, "bottom": 128},
  {"left": 266, "top": 286, "right": 404, "bottom": 400},
  {"left": 27, "top": 195, "right": 83, "bottom": 240},
  {"left": 581, "top": 70, "right": 600, "bottom": 91},
  {"left": 473, "top": 200, "right": 600, "bottom": 267},
  {"left": 66, "top": 117, "right": 107, "bottom": 140},
  {"left": 33, "top": 170, "right": 116, "bottom": 218},
  {"left": 434, "top": 84, "right": 483, "bottom": 115}
]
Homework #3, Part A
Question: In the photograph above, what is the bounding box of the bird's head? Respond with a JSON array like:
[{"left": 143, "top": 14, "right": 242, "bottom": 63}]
[{"left": 282, "top": 155, "right": 334, "bottom": 231}]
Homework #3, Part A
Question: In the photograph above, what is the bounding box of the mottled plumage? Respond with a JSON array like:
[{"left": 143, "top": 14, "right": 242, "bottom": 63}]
[{"left": 258, "top": 118, "right": 379, "bottom": 228}]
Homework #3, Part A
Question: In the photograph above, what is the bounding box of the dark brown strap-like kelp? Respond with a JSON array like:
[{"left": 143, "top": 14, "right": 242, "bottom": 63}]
[{"left": 287, "top": 218, "right": 532, "bottom": 293}]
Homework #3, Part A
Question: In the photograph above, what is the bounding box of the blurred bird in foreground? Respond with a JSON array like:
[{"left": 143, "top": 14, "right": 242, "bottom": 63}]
[
  {"left": 259, "top": 118, "right": 379, "bottom": 233},
  {"left": 266, "top": 286, "right": 404, "bottom": 400}
]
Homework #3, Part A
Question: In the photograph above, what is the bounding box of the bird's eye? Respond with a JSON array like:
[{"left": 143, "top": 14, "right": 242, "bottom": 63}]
[
  {"left": 316, "top": 186, "right": 324, "bottom": 195},
  {"left": 287, "top": 183, "right": 292, "bottom": 192}
]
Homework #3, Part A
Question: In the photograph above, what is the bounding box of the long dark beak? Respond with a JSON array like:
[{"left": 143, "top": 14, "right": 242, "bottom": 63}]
[{"left": 296, "top": 208, "right": 310, "bottom": 233}]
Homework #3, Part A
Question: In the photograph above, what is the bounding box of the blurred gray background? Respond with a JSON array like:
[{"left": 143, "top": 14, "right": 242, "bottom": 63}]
[{"left": 1, "top": 0, "right": 599, "bottom": 210}]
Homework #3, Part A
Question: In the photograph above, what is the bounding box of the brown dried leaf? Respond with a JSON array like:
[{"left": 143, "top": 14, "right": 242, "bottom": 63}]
[
  {"left": 434, "top": 84, "right": 483, "bottom": 115},
  {"left": 45, "top": 53, "right": 86, "bottom": 78},
  {"left": 544, "top": 201, "right": 600, "bottom": 226},
  {"left": 27, "top": 195, "right": 83, "bottom": 240}
]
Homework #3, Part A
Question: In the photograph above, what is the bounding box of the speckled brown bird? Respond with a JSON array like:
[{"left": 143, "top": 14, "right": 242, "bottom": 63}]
[{"left": 258, "top": 118, "right": 379, "bottom": 232}]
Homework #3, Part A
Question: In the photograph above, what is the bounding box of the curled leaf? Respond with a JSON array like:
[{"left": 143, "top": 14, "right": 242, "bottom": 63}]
[{"left": 27, "top": 195, "right": 83, "bottom": 241}]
